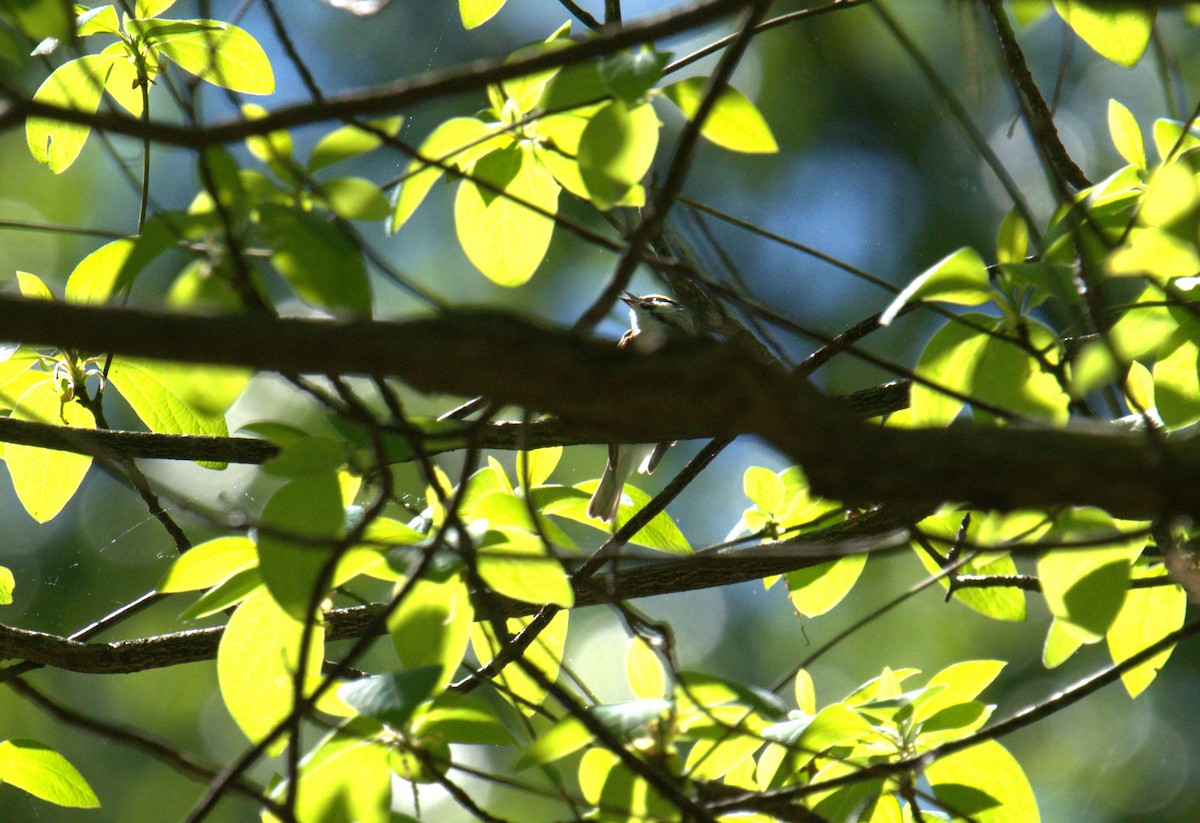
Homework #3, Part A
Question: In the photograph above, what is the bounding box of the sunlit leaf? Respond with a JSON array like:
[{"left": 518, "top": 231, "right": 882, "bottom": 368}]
[
  {"left": 927, "top": 740, "right": 1040, "bottom": 822},
  {"left": 388, "top": 571, "right": 474, "bottom": 691},
  {"left": 134, "top": 18, "right": 275, "bottom": 94},
  {"left": 577, "top": 99, "right": 659, "bottom": 209},
  {"left": 459, "top": 0, "right": 506, "bottom": 29},
  {"left": 26, "top": 54, "right": 118, "bottom": 173},
  {"left": 1106, "top": 564, "right": 1185, "bottom": 697},
  {"left": 6, "top": 381, "right": 95, "bottom": 523},
  {"left": 257, "top": 474, "right": 344, "bottom": 620},
  {"left": 158, "top": 536, "right": 257, "bottom": 593},
  {"left": 455, "top": 144, "right": 560, "bottom": 285},
  {"left": 1053, "top": 0, "right": 1153, "bottom": 67},
  {"left": 469, "top": 610, "right": 567, "bottom": 716},
  {"left": 1107, "top": 98, "right": 1146, "bottom": 169},
  {"left": 217, "top": 588, "right": 324, "bottom": 753},
  {"left": 258, "top": 203, "right": 372, "bottom": 314},
  {"left": 0, "top": 740, "right": 99, "bottom": 808},
  {"left": 880, "top": 247, "right": 991, "bottom": 326},
  {"left": 661, "top": 78, "right": 778, "bottom": 154},
  {"left": 309, "top": 116, "right": 403, "bottom": 172}
]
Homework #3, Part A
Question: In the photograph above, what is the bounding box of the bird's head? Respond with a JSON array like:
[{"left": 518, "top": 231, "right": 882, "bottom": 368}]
[{"left": 620, "top": 292, "right": 697, "bottom": 340}]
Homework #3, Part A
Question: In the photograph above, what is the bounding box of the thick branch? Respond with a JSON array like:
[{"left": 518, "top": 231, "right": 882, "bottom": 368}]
[{"left": 0, "top": 296, "right": 1195, "bottom": 519}]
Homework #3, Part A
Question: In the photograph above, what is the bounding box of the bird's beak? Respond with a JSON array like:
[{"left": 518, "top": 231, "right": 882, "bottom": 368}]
[{"left": 619, "top": 291, "right": 638, "bottom": 307}]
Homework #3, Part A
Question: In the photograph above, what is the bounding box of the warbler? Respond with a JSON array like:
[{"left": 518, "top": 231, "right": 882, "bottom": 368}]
[{"left": 587, "top": 292, "right": 696, "bottom": 522}]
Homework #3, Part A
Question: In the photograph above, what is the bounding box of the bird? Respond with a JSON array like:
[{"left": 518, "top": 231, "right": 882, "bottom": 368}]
[{"left": 586, "top": 291, "right": 697, "bottom": 523}]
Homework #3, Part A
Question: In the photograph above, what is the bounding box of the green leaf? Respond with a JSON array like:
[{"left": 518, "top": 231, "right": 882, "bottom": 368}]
[
  {"left": 880, "top": 247, "right": 991, "bottom": 326},
  {"left": 927, "top": 740, "right": 1040, "bottom": 823},
  {"left": 413, "top": 693, "right": 514, "bottom": 745},
  {"left": 268, "top": 727, "right": 391, "bottom": 823},
  {"left": 910, "top": 660, "right": 1006, "bottom": 724},
  {"left": 910, "top": 314, "right": 991, "bottom": 426},
  {"left": 315, "top": 177, "right": 392, "bottom": 221},
  {"left": 556, "top": 482, "right": 691, "bottom": 553},
  {"left": 997, "top": 209, "right": 1030, "bottom": 265},
  {"left": 1108, "top": 227, "right": 1200, "bottom": 279},
  {"left": 257, "top": 474, "right": 344, "bottom": 621},
  {"left": 65, "top": 238, "right": 139, "bottom": 305},
  {"left": 26, "top": 54, "right": 118, "bottom": 173},
  {"left": 262, "top": 436, "right": 346, "bottom": 478},
  {"left": 309, "top": 116, "right": 403, "bottom": 173},
  {"left": 1043, "top": 617, "right": 1084, "bottom": 668},
  {"left": 661, "top": 78, "right": 778, "bottom": 154},
  {"left": 1106, "top": 564, "right": 1185, "bottom": 697},
  {"left": 1154, "top": 339, "right": 1200, "bottom": 428},
  {"left": 0, "top": 739, "right": 99, "bottom": 808},
  {"left": 257, "top": 203, "right": 372, "bottom": 314},
  {"left": 601, "top": 47, "right": 669, "bottom": 102},
  {"left": 138, "top": 18, "right": 275, "bottom": 94},
  {"left": 743, "top": 465, "right": 785, "bottom": 513},
  {"left": 459, "top": 0, "right": 506, "bottom": 29},
  {"left": 0, "top": 565, "right": 13, "bottom": 605},
  {"left": 514, "top": 716, "right": 591, "bottom": 770},
  {"left": 516, "top": 446, "right": 561, "bottom": 491},
  {"left": 785, "top": 554, "right": 867, "bottom": 617},
  {"left": 1039, "top": 545, "right": 1137, "bottom": 641},
  {"left": 158, "top": 536, "right": 256, "bottom": 593},
  {"left": 339, "top": 668, "right": 442, "bottom": 729},
  {"left": 969, "top": 321, "right": 1071, "bottom": 424},
  {"left": 6, "top": 0, "right": 74, "bottom": 41},
  {"left": 6, "top": 381, "right": 95, "bottom": 523},
  {"left": 179, "top": 566, "right": 264, "bottom": 620},
  {"left": 577, "top": 99, "right": 659, "bottom": 210},
  {"left": 114, "top": 357, "right": 248, "bottom": 418},
  {"left": 762, "top": 703, "right": 874, "bottom": 756},
  {"left": 390, "top": 117, "right": 504, "bottom": 232},
  {"left": 1053, "top": 0, "right": 1153, "bottom": 67},
  {"left": 217, "top": 588, "right": 324, "bottom": 753},
  {"left": 15, "top": 271, "right": 53, "bottom": 300},
  {"left": 1108, "top": 98, "right": 1146, "bottom": 169},
  {"left": 107, "top": 358, "right": 229, "bottom": 444},
  {"left": 626, "top": 638, "right": 667, "bottom": 700},
  {"left": 137, "top": 0, "right": 180, "bottom": 16},
  {"left": 477, "top": 529, "right": 574, "bottom": 608},
  {"left": 469, "top": 610, "right": 567, "bottom": 716},
  {"left": 388, "top": 571, "right": 474, "bottom": 691},
  {"left": 454, "top": 144, "right": 560, "bottom": 285}
]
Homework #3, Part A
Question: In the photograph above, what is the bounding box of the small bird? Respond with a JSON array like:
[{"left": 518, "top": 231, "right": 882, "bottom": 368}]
[{"left": 587, "top": 292, "right": 697, "bottom": 523}]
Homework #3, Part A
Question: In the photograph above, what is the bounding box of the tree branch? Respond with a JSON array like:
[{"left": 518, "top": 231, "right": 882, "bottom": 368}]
[{"left": 0, "top": 296, "right": 1196, "bottom": 520}]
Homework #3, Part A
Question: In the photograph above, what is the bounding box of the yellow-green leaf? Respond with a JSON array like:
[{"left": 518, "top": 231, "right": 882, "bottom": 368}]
[
  {"left": 1053, "top": 0, "right": 1153, "bottom": 67},
  {"left": 477, "top": 530, "right": 574, "bottom": 608},
  {"left": 107, "top": 358, "right": 229, "bottom": 441},
  {"left": 309, "top": 116, "right": 403, "bottom": 173},
  {"left": 577, "top": 99, "right": 659, "bottom": 210},
  {"left": 0, "top": 740, "right": 99, "bottom": 809},
  {"left": 460, "top": 0, "right": 506, "bottom": 29},
  {"left": 880, "top": 247, "right": 991, "bottom": 326},
  {"left": 390, "top": 117, "right": 505, "bottom": 232},
  {"left": 661, "top": 78, "right": 777, "bottom": 154},
  {"left": 455, "top": 144, "right": 560, "bottom": 285},
  {"left": 158, "top": 536, "right": 257, "bottom": 593},
  {"left": 927, "top": 740, "right": 1040, "bottom": 823},
  {"left": 388, "top": 571, "right": 475, "bottom": 692},
  {"left": 6, "top": 381, "right": 95, "bottom": 523},
  {"left": 470, "top": 610, "right": 567, "bottom": 715},
  {"left": 26, "top": 54, "right": 119, "bottom": 173},
  {"left": 146, "top": 19, "right": 274, "bottom": 94},
  {"left": 1106, "top": 565, "right": 1185, "bottom": 697},
  {"left": 1107, "top": 99, "right": 1146, "bottom": 169},
  {"left": 217, "top": 588, "right": 324, "bottom": 753}
]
